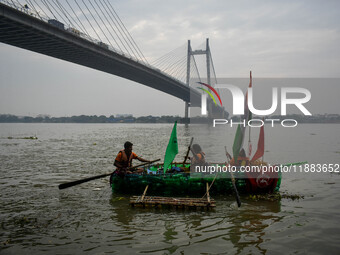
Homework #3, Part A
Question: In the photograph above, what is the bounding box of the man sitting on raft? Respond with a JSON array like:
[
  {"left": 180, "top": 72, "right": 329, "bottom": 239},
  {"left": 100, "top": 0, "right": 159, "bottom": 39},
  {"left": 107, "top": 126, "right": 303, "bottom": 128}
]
[
  {"left": 177, "top": 144, "right": 207, "bottom": 173},
  {"left": 114, "top": 141, "right": 151, "bottom": 175},
  {"left": 190, "top": 144, "right": 207, "bottom": 168},
  {"left": 229, "top": 148, "right": 249, "bottom": 166}
]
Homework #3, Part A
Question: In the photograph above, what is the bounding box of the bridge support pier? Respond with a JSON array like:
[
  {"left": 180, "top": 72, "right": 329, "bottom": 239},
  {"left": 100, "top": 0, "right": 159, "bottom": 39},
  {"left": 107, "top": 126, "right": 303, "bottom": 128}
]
[{"left": 185, "top": 102, "right": 189, "bottom": 119}]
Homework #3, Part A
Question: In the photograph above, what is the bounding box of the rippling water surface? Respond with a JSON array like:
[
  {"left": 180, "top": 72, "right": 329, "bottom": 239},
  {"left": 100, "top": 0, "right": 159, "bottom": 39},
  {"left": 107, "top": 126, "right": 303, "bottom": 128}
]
[{"left": 0, "top": 123, "right": 339, "bottom": 254}]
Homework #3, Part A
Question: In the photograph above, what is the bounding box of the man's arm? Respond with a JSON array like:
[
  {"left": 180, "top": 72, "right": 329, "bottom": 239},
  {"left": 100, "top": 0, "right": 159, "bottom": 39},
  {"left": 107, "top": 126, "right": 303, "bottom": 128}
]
[{"left": 136, "top": 156, "right": 150, "bottom": 163}]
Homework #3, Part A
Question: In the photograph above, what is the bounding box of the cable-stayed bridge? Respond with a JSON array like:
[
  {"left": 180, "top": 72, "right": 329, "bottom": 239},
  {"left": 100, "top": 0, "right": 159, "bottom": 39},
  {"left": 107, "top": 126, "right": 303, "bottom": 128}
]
[{"left": 0, "top": 0, "right": 227, "bottom": 119}]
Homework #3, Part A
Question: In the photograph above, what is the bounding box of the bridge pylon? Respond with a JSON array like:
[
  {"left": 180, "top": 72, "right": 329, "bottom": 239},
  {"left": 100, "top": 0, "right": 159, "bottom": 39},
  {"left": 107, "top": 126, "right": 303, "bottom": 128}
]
[{"left": 185, "top": 38, "right": 214, "bottom": 120}]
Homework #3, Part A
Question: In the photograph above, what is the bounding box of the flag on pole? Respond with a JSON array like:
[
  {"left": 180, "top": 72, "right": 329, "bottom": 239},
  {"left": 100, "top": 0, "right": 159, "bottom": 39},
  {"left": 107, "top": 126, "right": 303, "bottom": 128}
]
[
  {"left": 244, "top": 71, "right": 253, "bottom": 122},
  {"left": 247, "top": 71, "right": 253, "bottom": 157},
  {"left": 163, "top": 121, "right": 178, "bottom": 173},
  {"left": 248, "top": 142, "right": 252, "bottom": 158},
  {"left": 251, "top": 124, "right": 264, "bottom": 162},
  {"left": 232, "top": 71, "right": 253, "bottom": 161},
  {"left": 232, "top": 123, "right": 245, "bottom": 162}
]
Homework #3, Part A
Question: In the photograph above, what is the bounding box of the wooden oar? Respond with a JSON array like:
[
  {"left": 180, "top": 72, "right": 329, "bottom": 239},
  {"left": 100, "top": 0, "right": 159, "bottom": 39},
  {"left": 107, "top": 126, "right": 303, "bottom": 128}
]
[
  {"left": 183, "top": 137, "right": 194, "bottom": 165},
  {"left": 58, "top": 159, "right": 160, "bottom": 190},
  {"left": 225, "top": 146, "right": 241, "bottom": 207}
]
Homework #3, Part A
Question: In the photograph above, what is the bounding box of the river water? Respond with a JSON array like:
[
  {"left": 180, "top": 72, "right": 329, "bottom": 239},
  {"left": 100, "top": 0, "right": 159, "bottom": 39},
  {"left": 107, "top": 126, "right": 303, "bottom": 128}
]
[{"left": 0, "top": 123, "right": 339, "bottom": 254}]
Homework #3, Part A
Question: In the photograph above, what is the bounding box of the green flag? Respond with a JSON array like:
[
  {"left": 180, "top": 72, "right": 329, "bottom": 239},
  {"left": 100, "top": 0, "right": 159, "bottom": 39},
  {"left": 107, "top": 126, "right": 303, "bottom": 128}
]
[
  {"left": 163, "top": 121, "right": 178, "bottom": 173},
  {"left": 232, "top": 123, "right": 245, "bottom": 162}
]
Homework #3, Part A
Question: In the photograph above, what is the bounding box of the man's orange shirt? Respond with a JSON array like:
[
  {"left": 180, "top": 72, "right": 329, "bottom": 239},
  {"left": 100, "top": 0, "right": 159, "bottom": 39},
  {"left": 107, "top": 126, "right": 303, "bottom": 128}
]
[{"left": 115, "top": 151, "right": 138, "bottom": 163}]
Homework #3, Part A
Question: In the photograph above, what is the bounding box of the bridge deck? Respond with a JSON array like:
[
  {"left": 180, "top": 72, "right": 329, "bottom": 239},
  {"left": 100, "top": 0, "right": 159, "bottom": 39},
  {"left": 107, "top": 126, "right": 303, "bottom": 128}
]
[{"left": 0, "top": 2, "right": 202, "bottom": 105}]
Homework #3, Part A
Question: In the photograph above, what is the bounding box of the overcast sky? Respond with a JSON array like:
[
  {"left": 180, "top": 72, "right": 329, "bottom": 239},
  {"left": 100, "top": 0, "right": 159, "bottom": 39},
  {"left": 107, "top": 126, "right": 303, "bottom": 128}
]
[{"left": 0, "top": 0, "right": 339, "bottom": 117}]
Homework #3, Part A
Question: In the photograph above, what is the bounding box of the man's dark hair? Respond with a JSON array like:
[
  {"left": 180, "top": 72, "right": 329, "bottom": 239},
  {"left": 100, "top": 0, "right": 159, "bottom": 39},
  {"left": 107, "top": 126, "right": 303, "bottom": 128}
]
[
  {"left": 192, "top": 144, "right": 202, "bottom": 153},
  {"left": 124, "top": 141, "right": 133, "bottom": 149}
]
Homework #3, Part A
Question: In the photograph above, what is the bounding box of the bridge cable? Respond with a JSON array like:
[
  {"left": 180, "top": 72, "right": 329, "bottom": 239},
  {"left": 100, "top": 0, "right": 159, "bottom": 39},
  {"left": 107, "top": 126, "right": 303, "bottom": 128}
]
[
  {"left": 103, "top": 0, "right": 148, "bottom": 64},
  {"left": 41, "top": 0, "right": 57, "bottom": 19},
  {"left": 98, "top": 0, "right": 134, "bottom": 59},
  {"left": 14, "top": 0, "right": 39, "bottom": 19},
  {"left": 4, "top": 0, "right": 148, "bottom": 64},
  {"left": 26, "top": 0, "right": 44, "bottom": 20},
  {"left": 153, "top": 46, "right": 186, "bottom": 72},
  {"left": 209, "top": 51, "right": 218, "bottom": 84},
  {"left": 192, "top": 54, "right": 202, "bottom": 83},
  {"left": 91, "top": 1, "right": 127, "bottom": 52},
  {"left": 74, "top": 0, "right": 102, "bottom": 42},
  {"left": 151, "top": 43, "right": 186, "bottom": 67},
  {"left": 152, "top": 49, "right": 183, "bottom": 69},
  {"left": 52, "top": 0, "right": 77, "bottom": 30},
  {"left": 158, "top": 51, "right": 184, "bottom": 72},
  {"left": 65, "top": 0, "right": 91, "bottom": 36},
  {"left": 209, "top": 50, "right": 220, "bottom": 96},
  {"left": 45, "top": 0, "right": 76, "bottom": 28},
  {"left": 101, "top": 0, "right": 142, "bottom": 61},
  {"left": 167, "top": 56, "right": 187, "bottom": 80},
  {"left": 86, "top": 0, "right": 116, "bottom": 49},
  {"left": 102, "top": 0, "right": 146, "bottom": 62},
  {"left": 180, "top": 58, "right": 191, "bottom": 80},
  {"left": 43, "top": 0, "right": 69, "bottom": 25},
  {"left": 175, "top": 62, "right": 189, "bottom": 83},
  {"left": 175, "top": 51, "right": 196, "bottom": 83},
  {"left": 92, "top": 0, "right": 124, "bottom": 51},
  {"left": 13, "top": 0, "right": 26, "bottom": 11},
  {"left": 9, "top": 0, "right": 16, "bottom": 7},
  {"left": 172, "top": 58, "right": 187, "bottom": 79},
  {"left": 29, "top": 0, "right": 54, "bottom": 19},
  {"left": 54, "top": 0, "right": 87, "bottom": 36},
  {"left": 187, "top": 60, "right": 198, "bottom": 83},
  {"left": 166, "top": 57, "right": 185, "bottom": 78},
  {"left": 152, "top": 51, "right": 181, "bottom": 69},
  {"left": 94, "top": 0, "right": 132, "bottom": 57},
  {"left": 81, "top": 0, "right": 106, "bottom": 42}
]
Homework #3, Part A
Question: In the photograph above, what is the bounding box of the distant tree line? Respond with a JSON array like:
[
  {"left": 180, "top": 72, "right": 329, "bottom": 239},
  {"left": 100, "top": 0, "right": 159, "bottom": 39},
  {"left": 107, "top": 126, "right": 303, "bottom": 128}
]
[
  {"left": 0, "top": 114, "right": 185, "bottom": 123},
  {"left": 0, "top": 114, "right": 339, "bottom": 123}
]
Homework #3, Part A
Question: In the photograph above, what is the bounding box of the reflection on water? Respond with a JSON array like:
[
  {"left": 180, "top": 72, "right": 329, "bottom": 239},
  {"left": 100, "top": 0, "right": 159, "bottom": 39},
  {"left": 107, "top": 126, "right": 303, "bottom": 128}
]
[
  {"left": 109, "top": 195, "right": 283, "bottom": 254},
  {"left": 0, "top": 123, "right": 340, "bottom": 254}
]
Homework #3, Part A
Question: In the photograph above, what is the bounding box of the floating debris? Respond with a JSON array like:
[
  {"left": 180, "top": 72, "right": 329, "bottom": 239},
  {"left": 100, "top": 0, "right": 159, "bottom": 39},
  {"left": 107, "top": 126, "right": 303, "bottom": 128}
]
[
  {"left": 2, "top": 239, "right": 10, "bottom": 246},
  {"left": 281, "top": 193, "right": 305, "bottom": 200},
  {"left": 23, "top": 136, "right": 38, "bottom": 140},
  {"left": 111, "top": 196, "right": 126, "bottom": 202},
  {"left": 7, "top": 136, "right": 38, "bottom": 140},
  {"left": 246, "top": 192, "right": 304, "bottom": 201}
]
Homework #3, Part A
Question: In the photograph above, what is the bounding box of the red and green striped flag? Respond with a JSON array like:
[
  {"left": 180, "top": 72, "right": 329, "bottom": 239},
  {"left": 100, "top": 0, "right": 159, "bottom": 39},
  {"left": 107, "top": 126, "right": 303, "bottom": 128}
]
[
  {"left": 232, "top": 123, "right": 245, "bottom": 162},
  {"left": 232, "top": 71, "right": 253, "bottom": 161}
]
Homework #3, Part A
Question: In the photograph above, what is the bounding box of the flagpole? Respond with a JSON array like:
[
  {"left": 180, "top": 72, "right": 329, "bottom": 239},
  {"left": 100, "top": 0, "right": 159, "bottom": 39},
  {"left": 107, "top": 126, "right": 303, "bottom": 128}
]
[
  {"left": 248, "top": 71, "right": 252, "bottom": 158},
  {"left": 248, "top": 124, "right": 251, "bottom": 157},
  {"left": 262, "top": 116, "right": 264, "bottom": 163}
]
